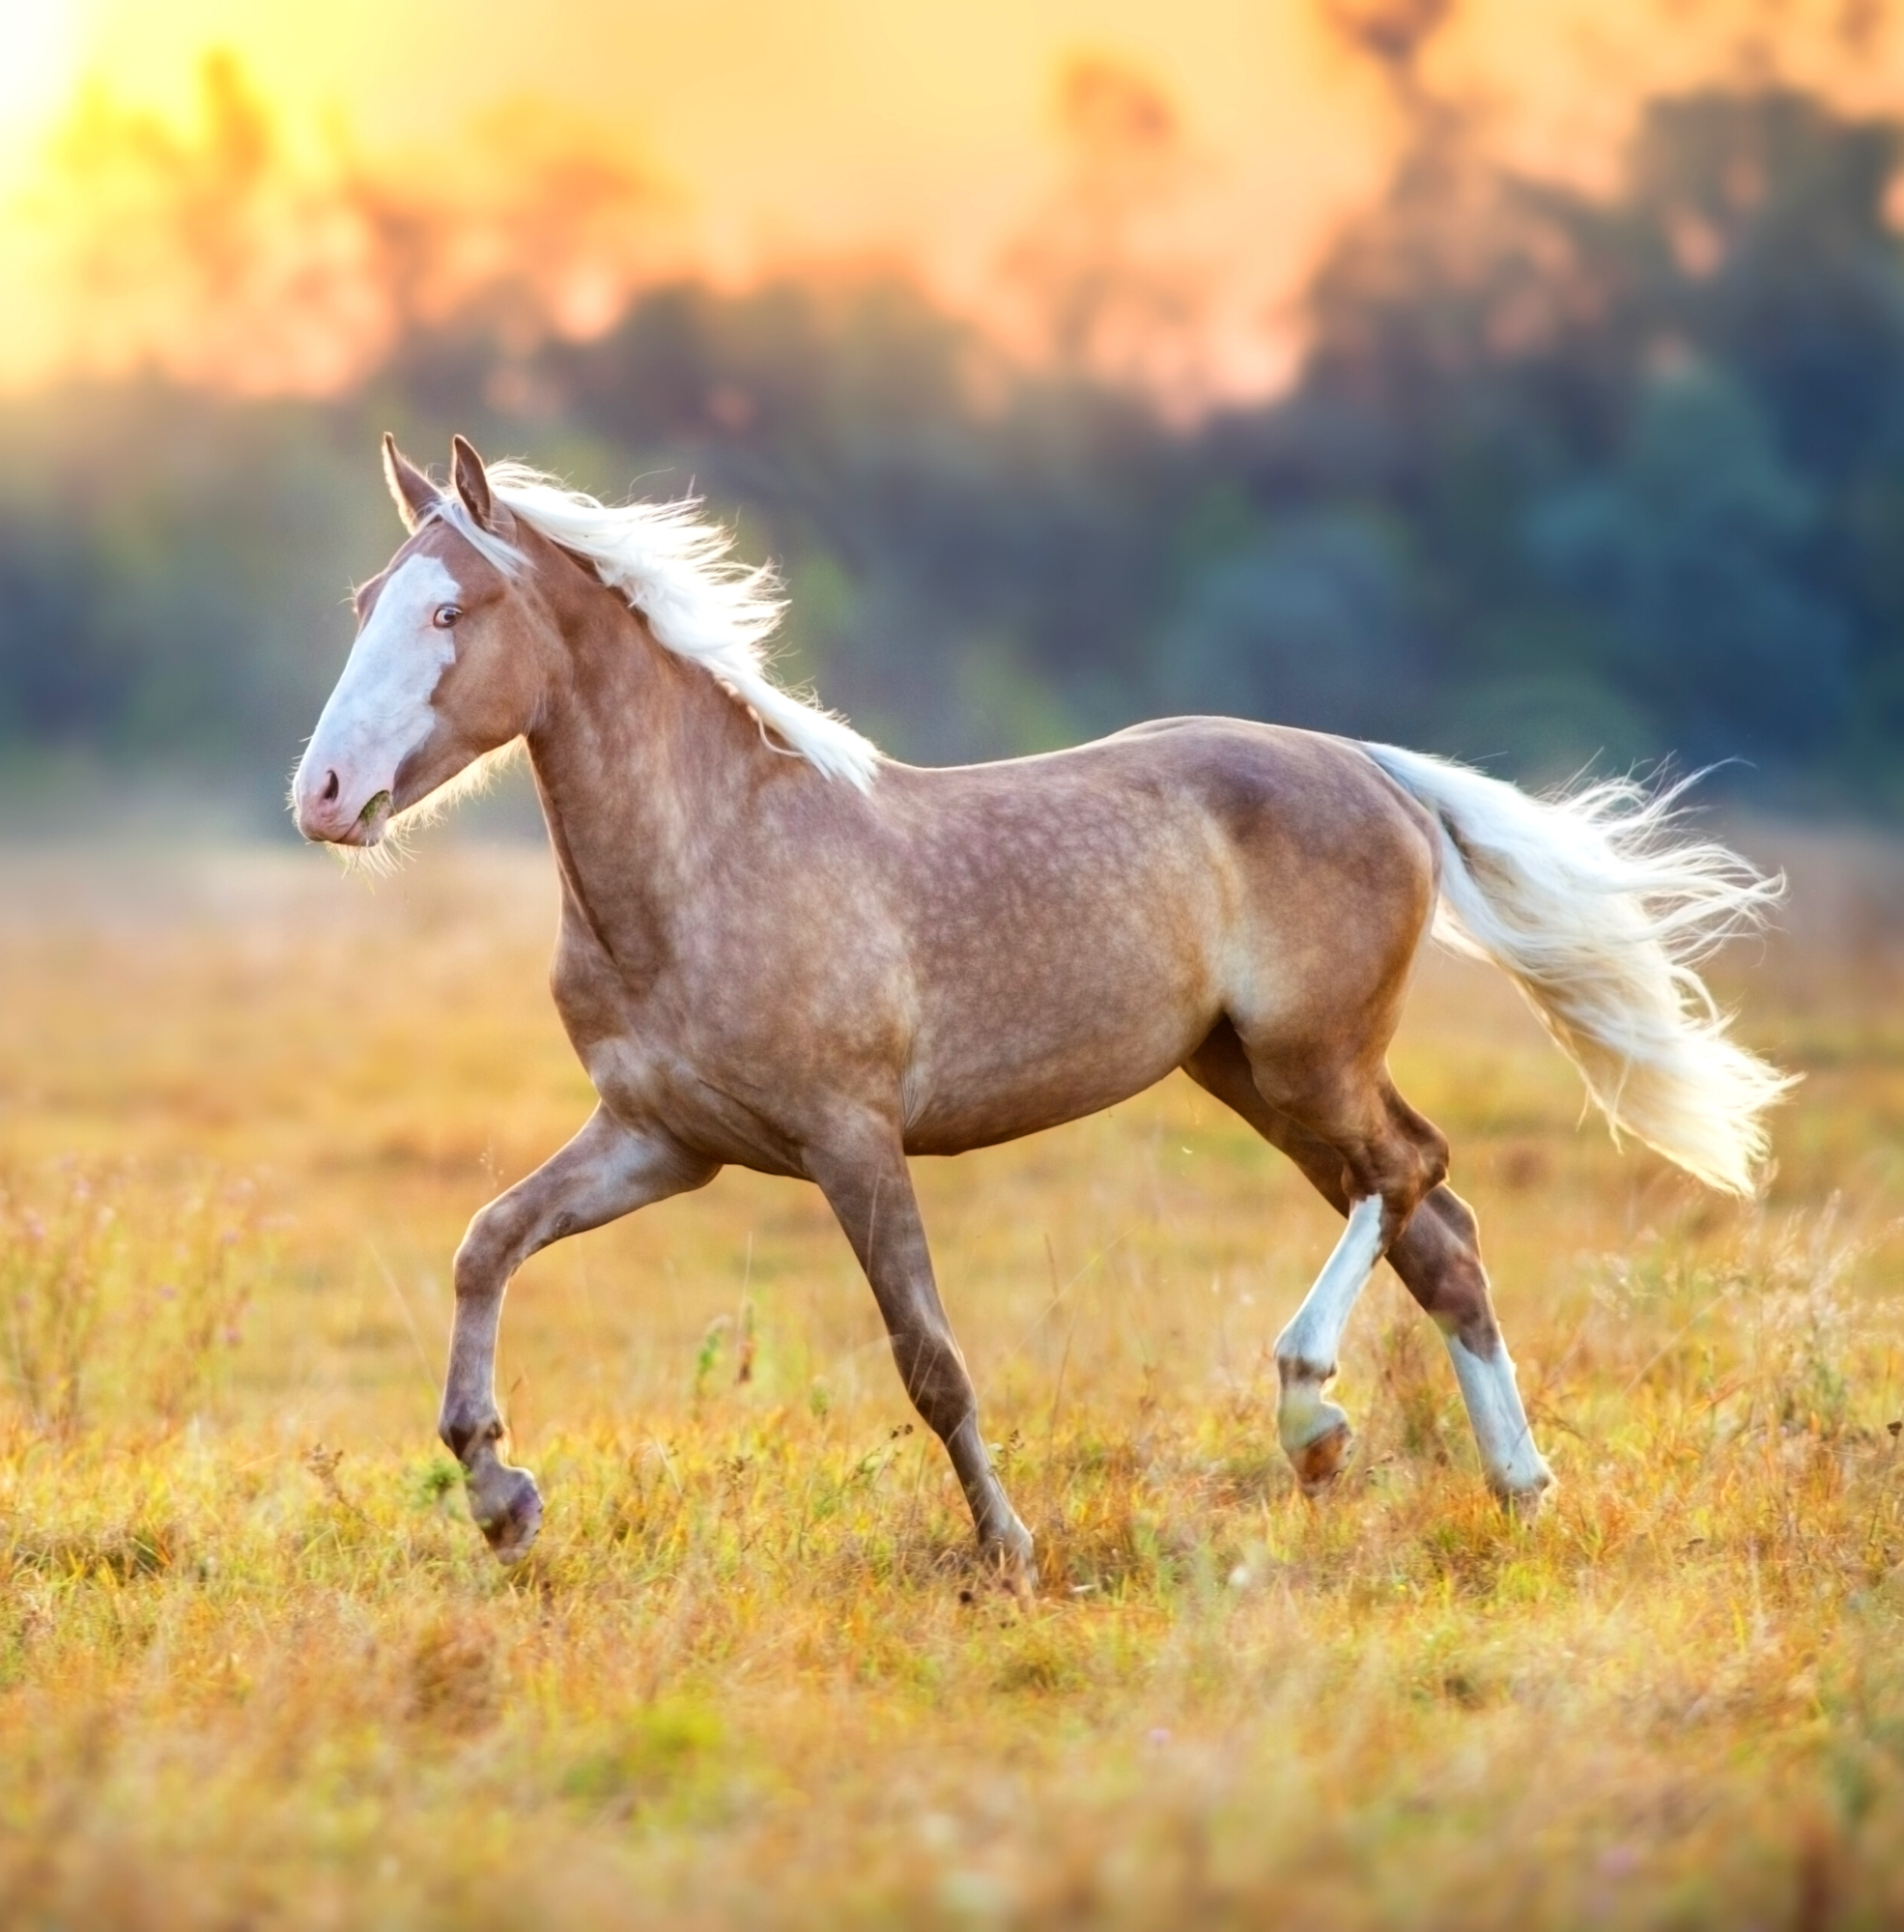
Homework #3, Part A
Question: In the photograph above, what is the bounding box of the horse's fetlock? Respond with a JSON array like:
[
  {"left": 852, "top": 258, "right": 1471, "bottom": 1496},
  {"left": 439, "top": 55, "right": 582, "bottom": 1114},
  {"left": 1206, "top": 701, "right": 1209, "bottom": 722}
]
[
  {"left": 1275, "top": 1349, "right": 1333, "bottom": 1389},
  {"left": 440, "top": 1412, "right": 504, "bottom": 1462}
]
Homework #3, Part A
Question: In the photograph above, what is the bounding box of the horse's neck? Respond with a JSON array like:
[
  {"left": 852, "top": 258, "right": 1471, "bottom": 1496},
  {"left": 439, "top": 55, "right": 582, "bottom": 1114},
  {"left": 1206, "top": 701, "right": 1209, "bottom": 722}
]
[{"left": 526, "top": 591, "right": 769, "bottom": 972}]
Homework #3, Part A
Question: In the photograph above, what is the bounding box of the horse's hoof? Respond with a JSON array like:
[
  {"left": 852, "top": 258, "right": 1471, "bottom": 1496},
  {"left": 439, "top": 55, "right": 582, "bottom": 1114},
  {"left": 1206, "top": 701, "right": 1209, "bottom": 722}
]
[
  {"left": 473, "top": 1466, "right": 544, "bottom": 1564},
  {"left": 1293, "top": 1419, "right": 1354, "bottom": 1496},
  {"left": 1494, "top": 1469, "right": 1555, "bottom": 1522},
  {"left": 982, "top": 1529, "right": 1039, "bottom": 1602}
]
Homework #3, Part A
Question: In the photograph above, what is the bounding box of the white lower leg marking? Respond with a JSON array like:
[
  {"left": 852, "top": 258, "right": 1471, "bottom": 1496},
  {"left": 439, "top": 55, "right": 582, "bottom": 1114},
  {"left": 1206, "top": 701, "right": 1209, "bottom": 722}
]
[
  {"left": 1445, "top": 1334, "right": 1553, "bottom": 1498},
  {"left": 1276, "top": 1195, "right": 1384, "bottom": 1459}
]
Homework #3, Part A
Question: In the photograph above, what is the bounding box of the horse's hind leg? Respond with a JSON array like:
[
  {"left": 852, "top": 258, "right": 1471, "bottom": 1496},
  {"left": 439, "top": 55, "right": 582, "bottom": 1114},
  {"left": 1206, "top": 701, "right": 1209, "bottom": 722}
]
[
  {"left": 806, "top": 1119, "right": 1036, "bottom": 1594},
  {"left": 1393, "top": 1187, "right": 1553, "bottom": 1508},
  {"left": 1260, "top": 1063, "right": 1447, "bottom": 1492},
  {"left": 1184, "top": 1024, "right": 1552, "bottom": 1510}
]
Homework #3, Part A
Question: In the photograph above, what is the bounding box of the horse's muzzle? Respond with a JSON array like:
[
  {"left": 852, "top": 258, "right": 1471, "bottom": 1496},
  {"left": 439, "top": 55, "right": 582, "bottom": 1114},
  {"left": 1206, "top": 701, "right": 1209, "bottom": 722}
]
[{"left": 293, "top": 764, "right": 390, "bottom": 844}]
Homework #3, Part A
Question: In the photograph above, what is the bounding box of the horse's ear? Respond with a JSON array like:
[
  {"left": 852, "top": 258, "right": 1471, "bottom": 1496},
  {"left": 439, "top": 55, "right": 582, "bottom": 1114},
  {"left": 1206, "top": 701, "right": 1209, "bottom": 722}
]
[
  {"left": 450, "top": 435, "right": 499, "bottom": 531},
  {"left": 382, "top": 433, "right": 439, "bottom": 532}
]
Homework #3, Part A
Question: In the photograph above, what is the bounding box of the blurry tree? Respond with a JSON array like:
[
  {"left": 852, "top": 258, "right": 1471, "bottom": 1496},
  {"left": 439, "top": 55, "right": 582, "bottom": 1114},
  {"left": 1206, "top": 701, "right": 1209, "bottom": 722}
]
[
  {"left": 527, "top": 275, "right": 1181, "bottom": 754},
  {"left": 16, "top": 52, "right": 673, "bottom": 396},
  {"left": 1000, "top": 55, "right": 1213, "bottom": 403},
  {"left": 1155, "top": 510, "right": 1426, "bottom": 735},
  {"left": 7, "top": 30, "right": 1904, "bottom": 817},
  {"left": 1207, "top": 23, "right": 1904, "bottom": 790},
  {"left": 1525, "top": 367, "right": 1852, "bottom": 763},
  {"left": 0, "top": 513, "right": 114, "bottom": 742}
]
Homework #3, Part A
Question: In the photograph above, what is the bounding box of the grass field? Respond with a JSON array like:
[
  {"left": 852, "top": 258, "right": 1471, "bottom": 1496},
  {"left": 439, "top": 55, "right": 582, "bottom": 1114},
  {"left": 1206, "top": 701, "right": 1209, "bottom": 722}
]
[{"left": 2, "top": 829, "right": 1903, "bottom": 1929}]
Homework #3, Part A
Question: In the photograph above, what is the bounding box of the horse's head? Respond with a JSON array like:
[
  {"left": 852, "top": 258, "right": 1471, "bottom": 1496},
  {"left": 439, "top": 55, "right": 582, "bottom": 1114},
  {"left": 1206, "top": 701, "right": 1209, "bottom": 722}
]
[{"left": 293, "top": 435, "right": 546, "bottom": 847}]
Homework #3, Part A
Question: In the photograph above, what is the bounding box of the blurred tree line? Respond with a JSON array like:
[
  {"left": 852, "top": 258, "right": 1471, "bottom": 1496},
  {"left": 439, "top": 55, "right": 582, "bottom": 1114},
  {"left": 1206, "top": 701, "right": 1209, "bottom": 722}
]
[{"left": 4, "top": 68, "right": 1904, "bottom": 819}]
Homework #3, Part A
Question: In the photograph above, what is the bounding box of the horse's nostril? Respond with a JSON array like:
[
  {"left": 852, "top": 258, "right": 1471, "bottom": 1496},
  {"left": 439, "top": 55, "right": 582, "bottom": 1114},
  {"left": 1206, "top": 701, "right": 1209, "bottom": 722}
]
[{"left": 320, "top": 770, "right": 340, "bottom": 805}]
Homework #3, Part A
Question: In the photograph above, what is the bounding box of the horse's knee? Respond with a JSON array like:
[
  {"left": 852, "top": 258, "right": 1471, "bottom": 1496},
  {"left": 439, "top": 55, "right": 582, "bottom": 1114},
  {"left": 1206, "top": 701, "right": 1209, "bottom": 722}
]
[
  {"left": 439, "top": 1408, "right": 504, "bottom": 1460},
  {"left": 454, "top": 1198, "right": 526, "bottom": 1294}
]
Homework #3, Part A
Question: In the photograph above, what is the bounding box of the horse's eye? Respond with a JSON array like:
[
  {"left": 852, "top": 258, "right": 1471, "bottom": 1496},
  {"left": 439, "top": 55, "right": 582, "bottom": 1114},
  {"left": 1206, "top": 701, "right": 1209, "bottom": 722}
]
[{"left": 434, "top": 605, "right": 463, "bottom": 629}]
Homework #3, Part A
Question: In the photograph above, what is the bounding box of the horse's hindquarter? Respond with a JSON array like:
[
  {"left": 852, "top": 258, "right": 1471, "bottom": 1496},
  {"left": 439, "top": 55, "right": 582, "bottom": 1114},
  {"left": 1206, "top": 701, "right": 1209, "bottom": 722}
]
[{"left": 883, "top": 722, "right": 1418, "bottom": 1154}]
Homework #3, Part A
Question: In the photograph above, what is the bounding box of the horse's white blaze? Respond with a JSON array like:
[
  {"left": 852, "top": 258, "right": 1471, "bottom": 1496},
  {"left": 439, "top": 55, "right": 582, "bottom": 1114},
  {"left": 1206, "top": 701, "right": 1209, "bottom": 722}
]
[
  {"left": 296, "top": 555, "right": 460, "bottom": 838},
  {"left": 1444, "top": 1332, "right": 1552, "bottom": 1496},
  {"left": 1274, "top": 1194, "right": 1384, "bottom": 1450}
]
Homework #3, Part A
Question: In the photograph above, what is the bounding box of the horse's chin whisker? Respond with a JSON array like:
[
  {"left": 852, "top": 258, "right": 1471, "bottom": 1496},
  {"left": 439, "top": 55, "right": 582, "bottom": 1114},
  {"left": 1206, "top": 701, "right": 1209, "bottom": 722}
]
[{"left": 334, "top": 827, "right": 409, "bottom": 882}]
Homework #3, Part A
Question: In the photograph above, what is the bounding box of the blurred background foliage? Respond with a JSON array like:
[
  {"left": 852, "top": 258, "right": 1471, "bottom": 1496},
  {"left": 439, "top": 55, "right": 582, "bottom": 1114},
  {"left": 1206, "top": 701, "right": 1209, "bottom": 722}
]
[{"left": 4, "top": 8, "right": 1904, "bottom": 824}]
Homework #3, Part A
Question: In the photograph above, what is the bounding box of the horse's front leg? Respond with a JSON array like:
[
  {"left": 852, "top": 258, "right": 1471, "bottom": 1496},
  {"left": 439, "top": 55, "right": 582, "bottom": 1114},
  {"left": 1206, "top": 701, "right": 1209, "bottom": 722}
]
[
  {"left": 442, "top": 1105, "right": 717, "bottom": 1561},
  {"left": 807, "top": 1121, "right": 1037, "bottom": 1595}
]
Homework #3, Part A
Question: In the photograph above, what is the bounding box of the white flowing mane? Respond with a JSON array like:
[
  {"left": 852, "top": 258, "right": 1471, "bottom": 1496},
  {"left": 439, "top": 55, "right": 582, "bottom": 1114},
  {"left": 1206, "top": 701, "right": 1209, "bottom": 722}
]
[{"left": 431, "top": 464, "right": 882, "bottom": 791}]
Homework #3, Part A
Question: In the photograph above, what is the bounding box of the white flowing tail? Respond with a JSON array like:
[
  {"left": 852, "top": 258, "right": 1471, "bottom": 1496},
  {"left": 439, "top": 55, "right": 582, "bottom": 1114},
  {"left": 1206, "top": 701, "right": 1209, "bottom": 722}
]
[{"left": 1362, "top": 743, "right": 1795, "bottom": 1197}]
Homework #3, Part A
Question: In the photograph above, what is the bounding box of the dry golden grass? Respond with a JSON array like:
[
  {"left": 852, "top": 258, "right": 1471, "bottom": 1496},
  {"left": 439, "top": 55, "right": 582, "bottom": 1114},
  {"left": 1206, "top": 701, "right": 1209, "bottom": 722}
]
[{"left": 2, "top": 830, "right": 1903, "bottom": 1929}]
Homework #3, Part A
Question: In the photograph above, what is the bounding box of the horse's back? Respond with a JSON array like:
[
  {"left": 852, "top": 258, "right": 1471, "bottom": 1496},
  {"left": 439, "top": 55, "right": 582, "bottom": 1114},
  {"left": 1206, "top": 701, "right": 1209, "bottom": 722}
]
[
  {"left": 878, "top": 716, "right": 1436, "bottom": 952},
  {"left": 871, "top": 717, "right": 1440, "bottom": 1153}
]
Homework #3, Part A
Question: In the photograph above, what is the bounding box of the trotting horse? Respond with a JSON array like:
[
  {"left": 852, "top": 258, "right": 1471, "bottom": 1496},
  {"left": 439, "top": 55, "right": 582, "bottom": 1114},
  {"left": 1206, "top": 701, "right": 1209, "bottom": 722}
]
[{"left": 292, "top": 435, "right": 1791, "bottom": 1587}]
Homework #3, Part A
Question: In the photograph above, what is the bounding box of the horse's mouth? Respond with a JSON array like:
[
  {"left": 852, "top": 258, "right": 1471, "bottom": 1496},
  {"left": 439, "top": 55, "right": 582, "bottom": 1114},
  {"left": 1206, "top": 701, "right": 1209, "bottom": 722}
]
[{"left": 346, "top": 790, "right": 393, "bottom": 845}]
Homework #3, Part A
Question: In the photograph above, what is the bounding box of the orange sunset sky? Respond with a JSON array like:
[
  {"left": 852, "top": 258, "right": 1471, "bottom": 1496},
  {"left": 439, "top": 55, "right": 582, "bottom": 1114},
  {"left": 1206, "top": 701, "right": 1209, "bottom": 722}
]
[{"left": 0, "top": 0, "right": 1898, "bottom": 399}]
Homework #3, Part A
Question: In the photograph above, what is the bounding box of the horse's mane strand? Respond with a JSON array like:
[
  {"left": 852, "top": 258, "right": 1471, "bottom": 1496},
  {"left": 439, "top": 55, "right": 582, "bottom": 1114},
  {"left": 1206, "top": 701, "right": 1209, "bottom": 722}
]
[{"left": 433, "top": 465, "right": 882, "bottom": 791}]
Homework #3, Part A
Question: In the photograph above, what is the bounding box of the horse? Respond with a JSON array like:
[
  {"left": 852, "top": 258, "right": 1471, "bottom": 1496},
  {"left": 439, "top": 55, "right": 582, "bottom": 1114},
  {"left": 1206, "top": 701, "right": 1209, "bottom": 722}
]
[{"left": 291, "top": 434, "right": 1791, "bottom": 1589}]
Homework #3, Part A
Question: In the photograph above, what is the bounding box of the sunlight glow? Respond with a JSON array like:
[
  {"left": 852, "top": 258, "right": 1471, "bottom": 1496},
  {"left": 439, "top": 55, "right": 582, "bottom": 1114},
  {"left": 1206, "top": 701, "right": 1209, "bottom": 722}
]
[
  {"left": 0, "top": 1, "right": 80, "bottom": 147},
  {"left": 0, "top": 0, "right": 1896, "bottom": 400}
]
